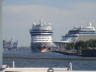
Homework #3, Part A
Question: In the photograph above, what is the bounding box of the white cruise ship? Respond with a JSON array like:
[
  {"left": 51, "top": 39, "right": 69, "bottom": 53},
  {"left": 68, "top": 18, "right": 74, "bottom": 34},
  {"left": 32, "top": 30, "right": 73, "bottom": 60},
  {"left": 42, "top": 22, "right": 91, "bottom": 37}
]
[
  {"left": 30, "top": 21, "right": 55, "bottom": 52},
  {"left": 62, "top": 23, "right": 96, "bottom": 43}
]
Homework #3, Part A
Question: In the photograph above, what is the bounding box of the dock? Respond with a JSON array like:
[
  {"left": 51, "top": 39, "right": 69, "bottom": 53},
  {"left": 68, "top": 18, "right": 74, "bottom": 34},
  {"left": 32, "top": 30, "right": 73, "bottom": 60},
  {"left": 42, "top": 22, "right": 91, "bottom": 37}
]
[
  {"left": 3, "top": 67, "right": 68, "bottom": 72},
  {"left": 3, "top": 67, "right": 96, "bottom": 72}
]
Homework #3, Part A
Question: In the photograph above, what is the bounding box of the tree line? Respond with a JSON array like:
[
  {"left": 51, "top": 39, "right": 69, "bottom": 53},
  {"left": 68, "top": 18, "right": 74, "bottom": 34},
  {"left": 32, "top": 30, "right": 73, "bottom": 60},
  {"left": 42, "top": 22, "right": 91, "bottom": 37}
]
[{"left": 65, "top": 39, "right": 96, "bottom": 50}]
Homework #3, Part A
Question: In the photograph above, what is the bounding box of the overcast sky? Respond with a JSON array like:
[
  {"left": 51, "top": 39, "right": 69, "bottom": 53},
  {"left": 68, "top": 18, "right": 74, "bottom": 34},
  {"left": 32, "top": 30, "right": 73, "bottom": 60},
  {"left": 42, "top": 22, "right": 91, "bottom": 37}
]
[{"left": 2, "top": 0, "right": 96, "bottom": 47}]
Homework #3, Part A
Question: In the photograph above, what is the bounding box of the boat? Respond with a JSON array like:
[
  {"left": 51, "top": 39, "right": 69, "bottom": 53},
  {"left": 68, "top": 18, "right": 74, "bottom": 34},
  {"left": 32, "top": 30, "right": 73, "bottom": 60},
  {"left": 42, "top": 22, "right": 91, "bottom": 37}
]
[
  {"left": 62, "top": 23, "right": 96, "bottom": 43},
  {"left": 30, "top": 21, "right": 56, "bottom": 52}
]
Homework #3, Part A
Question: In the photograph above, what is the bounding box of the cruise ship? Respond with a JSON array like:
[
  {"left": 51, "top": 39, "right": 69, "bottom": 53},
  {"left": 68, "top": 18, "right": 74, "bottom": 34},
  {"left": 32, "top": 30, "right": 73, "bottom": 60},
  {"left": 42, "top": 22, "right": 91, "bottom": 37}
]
[
  {"left": 62, "top": 23, "right": 96, "bottom": 43},
  {"left": 30, "top": 21, "right": 56, "bottom": 52}
]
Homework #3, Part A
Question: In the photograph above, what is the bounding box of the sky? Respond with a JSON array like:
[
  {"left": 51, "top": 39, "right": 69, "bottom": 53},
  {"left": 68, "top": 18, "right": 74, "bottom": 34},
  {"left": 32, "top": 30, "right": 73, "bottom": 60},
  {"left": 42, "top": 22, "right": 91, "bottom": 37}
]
[{"left": 2, "top": 0, "right": 96, "bottom": 47}]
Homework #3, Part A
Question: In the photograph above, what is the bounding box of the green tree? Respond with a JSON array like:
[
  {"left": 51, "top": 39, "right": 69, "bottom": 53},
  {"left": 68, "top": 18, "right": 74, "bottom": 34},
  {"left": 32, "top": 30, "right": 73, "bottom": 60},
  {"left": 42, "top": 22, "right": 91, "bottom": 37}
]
[
  {"left": 65, "top": 43, "right": 75, "bottom": 50},
  {"left": 75, "top": 40, "right": 88, "bottom": 50},
  {"left": 87, "top": 39, "right": 96, "bottom": 49}
]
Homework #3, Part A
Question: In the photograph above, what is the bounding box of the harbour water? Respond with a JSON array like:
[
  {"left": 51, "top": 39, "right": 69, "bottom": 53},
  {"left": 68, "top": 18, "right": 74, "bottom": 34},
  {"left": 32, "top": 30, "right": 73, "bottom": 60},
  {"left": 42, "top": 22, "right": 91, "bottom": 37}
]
[{"left": 3, "top": 48, "right": 96, "bottom": 71}]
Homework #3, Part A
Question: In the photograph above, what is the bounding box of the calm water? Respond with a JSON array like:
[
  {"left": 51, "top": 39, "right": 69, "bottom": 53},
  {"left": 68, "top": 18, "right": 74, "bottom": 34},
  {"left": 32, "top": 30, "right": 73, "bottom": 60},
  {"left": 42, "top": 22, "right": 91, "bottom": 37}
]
[{"left": 3, "top": 48, "right": 96, "bottom": 70}]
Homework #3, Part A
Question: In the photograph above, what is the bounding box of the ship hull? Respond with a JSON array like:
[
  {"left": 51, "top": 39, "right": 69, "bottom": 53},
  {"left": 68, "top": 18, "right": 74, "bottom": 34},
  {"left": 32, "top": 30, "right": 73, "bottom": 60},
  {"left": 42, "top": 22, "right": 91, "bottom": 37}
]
[{"left": 31, "top": 42, "right": 55, "bottom": 52}]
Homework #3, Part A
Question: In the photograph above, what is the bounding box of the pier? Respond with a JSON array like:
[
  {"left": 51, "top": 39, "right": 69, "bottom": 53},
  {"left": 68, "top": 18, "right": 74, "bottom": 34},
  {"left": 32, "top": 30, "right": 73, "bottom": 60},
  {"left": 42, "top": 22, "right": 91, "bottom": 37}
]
[{"left": 3, "top": 68, "right": 96, "bottom": 72}]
